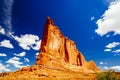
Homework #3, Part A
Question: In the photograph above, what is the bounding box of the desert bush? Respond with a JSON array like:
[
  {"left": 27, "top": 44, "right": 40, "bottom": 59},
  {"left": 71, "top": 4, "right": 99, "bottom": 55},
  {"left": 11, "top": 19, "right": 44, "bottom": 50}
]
[{"left": 96, "top": 69, "right": 118, "bottom": 80}]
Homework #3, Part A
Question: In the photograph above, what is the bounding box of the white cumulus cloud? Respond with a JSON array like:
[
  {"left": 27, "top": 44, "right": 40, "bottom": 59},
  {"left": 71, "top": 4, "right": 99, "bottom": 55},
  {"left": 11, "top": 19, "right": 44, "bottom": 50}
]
[
  {"left": 104, "top": 42, "right": 120, "bottom": 55},
  {"left": 12, "top": 34, "right": 41, "bottom": 50},
  {"left": 32, "top": 40, "right": 41, "bottom": 50},
  {"left": 100, "top": 62, "right": 104, "bottom": 65},
  {"left": 6, "top": 56, "right": 23, "bottom": 68},
  {"left": 99, "top": 66, "right": 109, "bottom": 70},
  {"left": 14, "top": 52, "right": 26, "bottom": 57},
  {"left": 0, "top": 53, "right": 7, "bottom": 57},
  {"left": 0, "top": 39, "right": 14, "bottom": 48},
  {"left": 105, "top": 42, "right": 120, "bottom": 48},
  {"left": 0, "top": 63, "right": 11, "bottom": 72},
  {"left": 96, "top": 0, "right": 120, "bottom": 36},
  {"left": 100, "top": 65, "right": 120, "bottom": 72},
  {"left": 99, "top": 61, "right": 108, "bottom": 65},
  {"left": 103, "top": 66, "right": 109, "bottom": 70},
  {"left": 110, "top": 66, "right": 120, "bottom": 71}
]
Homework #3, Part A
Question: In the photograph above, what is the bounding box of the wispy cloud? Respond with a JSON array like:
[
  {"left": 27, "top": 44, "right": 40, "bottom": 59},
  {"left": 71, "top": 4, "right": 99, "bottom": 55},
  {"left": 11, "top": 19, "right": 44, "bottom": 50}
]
[
  {"left": 0, "top": 53, "right": 7, "bottom": 57},
  {"left": 105, "top": 42, "right": 120, "bottom": 49},
  {"left": 0, "top": 39, "right": 14, "bottom": 48},
  {"left": 90, "top": 16, "right": 95, "bottom": 21},
  {"left": 104, "top": 42, "right": 120, "bottom": 55},
  {"left": 104, "top": 0, "right": 117, "bottom": 5},
  {"left": 104, "top": 49, "right": 111, "bottom": 52},
  {"left": 96, "top": 0, "right": 120, "bottom": 36},
  {"left": 0, "top": 0, "right": 14, "bottom": 35},
  {"left": 24, "top": 58, "right": 30, "bottom": 62},
  {"left": 112, "top": 49, "right": 120, "bottom": 53}
]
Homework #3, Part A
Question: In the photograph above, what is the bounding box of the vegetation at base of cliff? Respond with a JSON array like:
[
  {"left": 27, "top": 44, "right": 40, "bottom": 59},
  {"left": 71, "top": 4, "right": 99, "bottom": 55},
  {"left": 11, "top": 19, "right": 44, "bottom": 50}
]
[{"left": 96, "top": 69, "right": 118, "bottom": 80}]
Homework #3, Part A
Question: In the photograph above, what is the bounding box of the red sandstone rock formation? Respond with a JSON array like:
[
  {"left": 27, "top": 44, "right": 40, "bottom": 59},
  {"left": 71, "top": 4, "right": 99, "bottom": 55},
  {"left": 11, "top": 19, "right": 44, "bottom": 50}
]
[{"left": 36, "top": 17, "right": 99, "bottom": 73}]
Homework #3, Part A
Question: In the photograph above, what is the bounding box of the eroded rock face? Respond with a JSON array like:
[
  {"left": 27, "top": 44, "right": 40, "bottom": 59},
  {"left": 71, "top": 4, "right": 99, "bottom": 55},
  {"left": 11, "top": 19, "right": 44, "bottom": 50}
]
[{"left": 36, "top": 17, "right": 99, "bottom": 72}]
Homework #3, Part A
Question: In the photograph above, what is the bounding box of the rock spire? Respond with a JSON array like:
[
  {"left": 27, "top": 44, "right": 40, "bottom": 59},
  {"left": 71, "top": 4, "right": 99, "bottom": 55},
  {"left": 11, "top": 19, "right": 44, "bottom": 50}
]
[{"left": 36, "top": 17, "right": 99, "bottom": 72}]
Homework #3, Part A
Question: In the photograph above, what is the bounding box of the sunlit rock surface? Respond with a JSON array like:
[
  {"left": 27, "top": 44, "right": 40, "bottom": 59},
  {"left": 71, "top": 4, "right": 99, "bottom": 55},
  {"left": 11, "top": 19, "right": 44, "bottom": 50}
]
[{"left": 36, "top": 17, "right": 99, "bottom": 72}]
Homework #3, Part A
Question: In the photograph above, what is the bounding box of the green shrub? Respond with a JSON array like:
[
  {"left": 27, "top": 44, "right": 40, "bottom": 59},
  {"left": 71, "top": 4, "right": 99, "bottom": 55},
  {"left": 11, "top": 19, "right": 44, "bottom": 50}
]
[{"left": 96, "top": 69, "right": 118, "bottom": 80}]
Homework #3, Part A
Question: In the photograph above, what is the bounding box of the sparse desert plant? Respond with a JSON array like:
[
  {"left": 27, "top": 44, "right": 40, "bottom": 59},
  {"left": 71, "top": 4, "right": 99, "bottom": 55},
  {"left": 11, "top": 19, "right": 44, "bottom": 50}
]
[{"left": 96, "top": 69, "right": 118, "bottom": 80}]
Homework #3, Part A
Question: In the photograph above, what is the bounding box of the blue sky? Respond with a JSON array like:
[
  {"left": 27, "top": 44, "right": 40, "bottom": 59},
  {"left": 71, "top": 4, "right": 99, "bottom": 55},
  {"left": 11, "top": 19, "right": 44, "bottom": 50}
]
[{"left": 0, "top": 0, "right": 120, "bottom": 72}]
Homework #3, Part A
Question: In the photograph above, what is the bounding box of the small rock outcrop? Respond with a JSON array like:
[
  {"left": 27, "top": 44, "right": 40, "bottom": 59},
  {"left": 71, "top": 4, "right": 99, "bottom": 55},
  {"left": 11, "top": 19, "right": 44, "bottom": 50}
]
[{"left": 36, "top": 17, "right": 99, "bottom": 72}]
